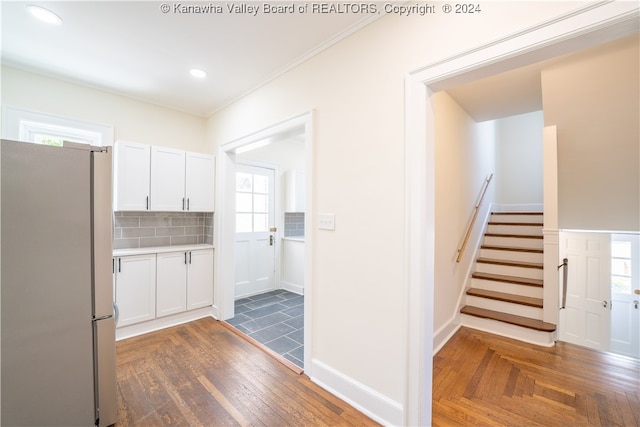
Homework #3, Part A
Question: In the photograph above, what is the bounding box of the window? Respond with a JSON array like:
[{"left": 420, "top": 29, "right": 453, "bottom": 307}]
[
  {"left": 612, "top": 241, "right": 632, "bottom": 293},
  {"left": 2, "top": 105, "right": 113, "bottom": 147},
  {"left": 236, "top": 172, "right": 269, "bottom": 233},
  {"left": 611, "top": 234, "right": 639, "bottom": 295}
]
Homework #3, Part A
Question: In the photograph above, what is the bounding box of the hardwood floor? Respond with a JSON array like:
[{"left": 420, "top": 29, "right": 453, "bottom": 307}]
[
  {"left": 115, "top": 317, "right": 379, "bottom": 426},
  {"left": 433, "top": 327, "right": 640, "bottom": 426}
]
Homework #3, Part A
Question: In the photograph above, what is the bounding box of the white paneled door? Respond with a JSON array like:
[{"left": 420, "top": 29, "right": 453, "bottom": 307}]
[
  {"left": 234, "top": 164, "right": 276, "bottom": 298},
  {"left": 609, "top": 234, "right": 639, "bottom": 359},
  {"left": 559, "top": 232, "right": 611, "bottom": 352}
]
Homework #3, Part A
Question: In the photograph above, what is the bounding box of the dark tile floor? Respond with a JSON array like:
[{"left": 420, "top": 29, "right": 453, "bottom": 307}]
[{"left": 227, "top": 290, "right": 304, "bottom": 368}]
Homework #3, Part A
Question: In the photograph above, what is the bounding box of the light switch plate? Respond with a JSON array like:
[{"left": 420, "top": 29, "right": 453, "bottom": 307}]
[{"left": 318, "top": 213, "right": 335, "bottom": 230}]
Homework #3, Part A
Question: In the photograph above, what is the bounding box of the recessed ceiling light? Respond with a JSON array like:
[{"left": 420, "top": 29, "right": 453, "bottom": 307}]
[
  {"left": 190, "top": 68, "right": 207, "bottom": 79},
  {"left": 26, "top": 5, "right": 63, "bottom": 25}
]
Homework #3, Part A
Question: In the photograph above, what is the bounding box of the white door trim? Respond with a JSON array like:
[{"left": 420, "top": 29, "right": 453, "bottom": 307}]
[
  {"left": 214, "top": 111, "right": 314, "bottom": 374},
  {"left": 404, "top": 3, "right": 638, "bottom": 425}
]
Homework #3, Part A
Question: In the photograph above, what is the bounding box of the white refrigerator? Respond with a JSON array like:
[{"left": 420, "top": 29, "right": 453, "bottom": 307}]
[{"left": 1, "top": 139, "right": 118, "bottom": 426}]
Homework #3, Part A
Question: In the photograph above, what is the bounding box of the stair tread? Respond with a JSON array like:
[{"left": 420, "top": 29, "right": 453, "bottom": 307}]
[
  {"left": 481, "top": 245, "right": 543, "bottom": 253},
  {"left": 488, "top": 222, "right": 543, "bottom": 226},
  {"left": 491, "top": 212, "right": 543, "bottom": 215},
  {"left": 461, "top": 305, "right": 556, "bottom": 332},
  {"left": 485, "top": 233, "right": 543, "bottom": 239},
  {"left": 466, "top": 288, "right": 543, "bottom": 307},
  {"left": 472, "top": 272, "right": 543, "bottom": 287},
  {"left": 476, "top": 257, "right": 543, "bottom": 269}
]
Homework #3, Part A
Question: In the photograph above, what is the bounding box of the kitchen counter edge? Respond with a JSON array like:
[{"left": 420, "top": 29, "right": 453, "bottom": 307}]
[{"left": 113, "top": 244, "right": 214, "bottom": 257}]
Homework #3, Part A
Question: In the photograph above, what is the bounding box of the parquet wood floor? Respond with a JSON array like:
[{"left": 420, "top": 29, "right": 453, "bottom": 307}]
[
  {"left": 115, "top": 317, "right": 379, "bottom": 426},
  {"left": 433, "top": 327, "right": 640, "bottom": 426}
]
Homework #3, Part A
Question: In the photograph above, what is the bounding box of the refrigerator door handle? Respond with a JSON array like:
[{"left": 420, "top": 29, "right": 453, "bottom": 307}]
[{"left": 113, "top": 303, "right": 119, "bottom": 326}]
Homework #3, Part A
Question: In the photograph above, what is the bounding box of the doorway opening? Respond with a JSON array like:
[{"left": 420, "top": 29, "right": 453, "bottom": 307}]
[{"left": 215, "top": 112, "right": 313, "bottom": 373}]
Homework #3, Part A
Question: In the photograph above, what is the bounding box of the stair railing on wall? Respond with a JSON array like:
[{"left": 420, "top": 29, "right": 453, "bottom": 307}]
[{"left": 456, "top": 173, "right": 493, "bottom": 263}]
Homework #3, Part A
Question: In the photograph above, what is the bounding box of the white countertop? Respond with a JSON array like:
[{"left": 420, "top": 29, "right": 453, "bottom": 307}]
[
  {"left": 113, "top": 244, "right": 214, "bottom": 257},
  {"left": 282, "top": 236, "right": 305, "bottom": 242}
]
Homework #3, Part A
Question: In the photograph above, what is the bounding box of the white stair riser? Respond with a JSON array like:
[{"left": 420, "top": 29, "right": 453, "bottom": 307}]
[
  {"left": 483, "top": 236, "right": 543, "bottom": 249},
  {"left": 490, "top": 214, "right": 543, "bottom": 224},
  {"left": 461, "top": 315, "right": 555, "bottom": 347},
  {"left": 470, "top": 279, "right": 543, "bottom": 298},
  {"left": 486, "top": 224, "right": 542, "bottom": 236},
  {"left": 475, "top": 263, "right": 543, "bottom": 280},
  {"left": 465, "top": 295, "right": 543, "bottom": 319},
  {"left": 479, "top": 248, "right": 542, "bottom": 263}
]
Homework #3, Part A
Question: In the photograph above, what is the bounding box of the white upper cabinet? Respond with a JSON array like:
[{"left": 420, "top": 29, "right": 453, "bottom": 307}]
[
  {"left": 186, "top": 152, "right": 215, "bottom": 212},
  {"left": 151, "top": 146, "right": 186, "bottom": 211},
  {"left": 285, "top": 169, "right": 305, "bottom": 212},
  {"left": 113, "top": 140, "right": 215, "bottom": 212},
  {"left": 113, "top": 141, "right": 151, "bottom": 211}
]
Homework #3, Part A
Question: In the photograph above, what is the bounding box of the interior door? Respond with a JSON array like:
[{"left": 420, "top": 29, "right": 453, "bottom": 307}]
[
  {"left": 234, "top": 163, "right": 276, "bottom": 298},
  {"left": 559, "top": 231, "right": 611, "bottom": 351},
  {"left": 609, "top": 234, "right": 640, "bottom": 359}
]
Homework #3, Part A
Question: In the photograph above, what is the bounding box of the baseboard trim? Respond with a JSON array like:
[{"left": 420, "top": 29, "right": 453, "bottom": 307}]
[
  {"left": 434, "top": 321, "right": 462, "bottom": 355},
  {"left": 116, "top": 307, "right": 214, "bottom": 341},
  {"left": 310, "top": 359, "right": 403, "bottom": 426},
  {"left": 280, "top": 281, "right": 304, "bottom": 295}
]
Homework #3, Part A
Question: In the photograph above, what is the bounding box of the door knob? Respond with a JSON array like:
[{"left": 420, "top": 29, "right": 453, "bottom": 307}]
[
  {"left": 634, "top": 289, "right": 640, "bottom": 295},
  {"left": 602, "top": 300, "right": 608, "bottom": 308},
  {"left": 634, "top": 300, "right": 639, "bottom": 309}
]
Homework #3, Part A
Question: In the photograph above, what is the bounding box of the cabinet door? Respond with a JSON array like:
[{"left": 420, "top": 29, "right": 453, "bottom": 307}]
[
  {"left": 285, "top": 169, "right": 305, "bottom": 212},
  {"left": 151, "top": 146, "right": 186, "bottom": 211},
  {"left": 185, "top": 152, "right": 215, "bottom": 212},
  {"left": 156, "top": 252, "right": 188, "bottom": 317},
  {"left": 115, "top": 254, "right": 156, "bottom": 327},
  {"left": 187, "top": 249, "right": 214, "bottom": 310},
  {"left": 113, "top": 141, "right": 150, "bottom": 211}
]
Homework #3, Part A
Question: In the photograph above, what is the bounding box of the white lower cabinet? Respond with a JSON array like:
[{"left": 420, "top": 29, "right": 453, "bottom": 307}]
[
  {"left": 114, "top": 254, "right": 156, "bottom": 327},
  {"left": 187, "top": 249, "right": 214, "bottom": 310},
  {"left": 156, "top": 249, "right": 213, "bottom": 317},
  {"left": 115, "top": 247, "right": 214, "bottom": 330},
  {"left": 156, "top": 252, "right": 188, "bottom": 317}
]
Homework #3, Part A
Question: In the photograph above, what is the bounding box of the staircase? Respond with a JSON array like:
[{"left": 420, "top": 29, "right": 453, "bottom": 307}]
[{"left": 460, "top": 212, "right": 557, "bottom": 346}]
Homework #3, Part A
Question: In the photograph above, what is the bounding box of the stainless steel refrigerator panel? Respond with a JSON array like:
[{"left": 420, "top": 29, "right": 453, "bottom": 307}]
[
  {"left": 92, "top": 148, "right": 114, "bottom": 319},
  {"left": 1, "top": 140, "right": 97, "bottom": 426},
  {"left": 94, "top": 316, "right": 118, "bottom": 427}
]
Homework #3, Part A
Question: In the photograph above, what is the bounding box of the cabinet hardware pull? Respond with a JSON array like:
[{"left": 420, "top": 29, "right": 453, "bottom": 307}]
[
  {"left": 182, "top": 198, "right": 185, "bottom": 211},
  {"left": 189, "top": 252, "right": 192, "bottom": 264},
  {"left": 146, "top": 196, "right": 149, "bottom": 210},
  {"left": 118, "top": 258, "right": 121, "bottom": 273},
  {"left": 187, "top": 198, "right": 190, "bottom": 211},
  {"left": 184, "top": 252, "right": 187, "bottom": 264}
]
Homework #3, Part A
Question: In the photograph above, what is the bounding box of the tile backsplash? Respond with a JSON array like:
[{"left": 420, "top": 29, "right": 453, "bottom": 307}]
[
  {"left": 284, "top": 212, "right": 305, "bottom": 237},
  {"left": 113, "top": 212, "right": 213, "bottom": 249}
]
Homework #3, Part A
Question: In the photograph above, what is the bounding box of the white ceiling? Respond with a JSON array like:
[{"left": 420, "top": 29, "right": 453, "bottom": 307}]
[
  {"left": 1, "top": 1, "right": 377, "bottom": 117},
  {"left": 4, "top": 2, "right": 621, "bottom": 122}
]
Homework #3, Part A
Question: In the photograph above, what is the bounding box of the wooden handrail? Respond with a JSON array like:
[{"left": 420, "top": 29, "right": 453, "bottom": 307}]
[{"left": 456, "top": 173, "right": 493, "bottom": 263}]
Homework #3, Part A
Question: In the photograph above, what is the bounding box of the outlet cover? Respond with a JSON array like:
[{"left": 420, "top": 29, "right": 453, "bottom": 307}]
[{"left": 318, "top": 213, "right": 335, "bottom": 230}]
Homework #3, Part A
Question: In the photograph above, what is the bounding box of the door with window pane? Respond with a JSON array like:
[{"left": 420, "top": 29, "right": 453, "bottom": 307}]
[
  {"left": 610, "top": 234, "right": 640, "bottom": 359},
  {"left": 234, "top": 164, "right": 276, "bottom": 298}
]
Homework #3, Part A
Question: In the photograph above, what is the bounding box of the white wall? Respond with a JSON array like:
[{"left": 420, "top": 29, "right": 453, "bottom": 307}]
[
  {"left": 434, "top": 92, "right": 496, "bottom": 338},
  {"left": 494, "top": 111, "right": 544, "bottom": 206},
  {"left": 205, "top": 3, "right": 581, "bottom": 422},
  {"left": 1, "top": 67, "right": 208, "bottom": 153},
  {"left": 542, "top": 34, "right": 640, "bottom": 232}
]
